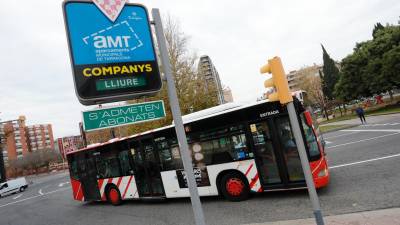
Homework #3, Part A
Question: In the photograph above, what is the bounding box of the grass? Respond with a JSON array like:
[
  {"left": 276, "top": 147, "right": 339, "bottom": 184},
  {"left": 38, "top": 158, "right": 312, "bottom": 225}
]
[
  {"left": 366, "top": 104, "right": 400, "bottom": 116},
  {"left": 319, "top": 114, "right": 356, "bottom": 125},
  {"left": 319, "top": 124, "right": 354, "bottom": 133},
  {"left": 319, "top": 103, "right": 400, "bottom": 125}
]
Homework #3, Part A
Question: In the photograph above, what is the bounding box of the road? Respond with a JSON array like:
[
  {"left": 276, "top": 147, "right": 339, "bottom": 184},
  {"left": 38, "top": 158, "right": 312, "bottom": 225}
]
[{"left": 1, "top": 114, "right": 399, "bottom": 225}]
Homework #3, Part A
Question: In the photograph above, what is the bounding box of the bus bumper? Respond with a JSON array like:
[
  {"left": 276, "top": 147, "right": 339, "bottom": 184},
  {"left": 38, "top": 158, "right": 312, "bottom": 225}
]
[{"left": 314, "top": 168, "right": 330, "bottom": 189}]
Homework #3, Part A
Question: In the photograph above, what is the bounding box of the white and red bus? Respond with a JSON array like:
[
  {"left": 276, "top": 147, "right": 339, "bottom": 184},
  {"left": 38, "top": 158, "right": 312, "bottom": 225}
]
[{"left": 67, "top": 99, "right": 329, "bottom": 205}]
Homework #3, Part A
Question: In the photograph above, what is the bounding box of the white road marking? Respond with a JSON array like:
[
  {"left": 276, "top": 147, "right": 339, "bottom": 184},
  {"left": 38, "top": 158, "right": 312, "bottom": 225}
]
[
  {"left": 343, "top": 129, "right": 400, "bottom": 133},
  {"left": 0, "top": 188, "right": 69, "bottom": 209},
  {"left": 327, "top": 133, "right": 400, "bottom": 148},
  {"left": 13, "top": 194, "right": 22, "bottom": 200},
  {"left": 325, "top": 132, "right": 356, "bottom": 140},
  {"left": 329, "top": 153, "right": 400, "bottom": 169},
  {"left": 363, "top": 123, "right": 400, "bottom": 127},
  {"left": 38, "top": 189, "right": 43, "bottom": 195},
  {"left": 325, "top": 141, "right": 332, "bottom": 144},
  {"left": 58, "top": 182, "right": 70, "bottom": 187}
]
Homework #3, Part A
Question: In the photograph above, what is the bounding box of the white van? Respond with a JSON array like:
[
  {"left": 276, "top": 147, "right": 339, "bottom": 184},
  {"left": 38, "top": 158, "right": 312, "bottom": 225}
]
[{"left": 0, "top": 177, "right": 28, "bottom": 198}]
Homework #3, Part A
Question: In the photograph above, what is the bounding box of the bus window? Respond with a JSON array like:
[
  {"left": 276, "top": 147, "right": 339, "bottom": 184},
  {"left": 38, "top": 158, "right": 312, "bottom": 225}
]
[
  {"left": 276, "top": 117, "right": 305, "bottom": 182},
  {"left": 69, "top": 156, "right": 79, "bottom": 180},
  {"left": 119, "top": 151, "right": 134, "bottom": 176},
  {"left": 154, "top": 137, "right": 183, "bottom": 171},
  {"left": 231, "top": 133, "right": 248, "bottom": 160},
  {"left": 95, "top": 146, "right": 121, "bottom": 179},
  {"left": 190, "top": 124, "right": 251, "bottom": 165},
  {"left": 300, "top": 114, "right": 321, "bottom": 160}
]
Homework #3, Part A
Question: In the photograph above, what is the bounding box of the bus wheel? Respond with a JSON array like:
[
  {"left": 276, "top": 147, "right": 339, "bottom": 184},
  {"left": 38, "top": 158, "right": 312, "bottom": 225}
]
[
  {"left": 220, "top": 172, "right": 250, "bottom": 201},
  {"left": 106, "top": 186, "right": 122, "bottom": 206}
]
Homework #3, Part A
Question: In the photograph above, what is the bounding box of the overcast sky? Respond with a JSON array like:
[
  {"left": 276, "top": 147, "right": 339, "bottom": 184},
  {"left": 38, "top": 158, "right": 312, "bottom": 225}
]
[{"left": 0, "top": 0, "right": 399, "bottom": 138}]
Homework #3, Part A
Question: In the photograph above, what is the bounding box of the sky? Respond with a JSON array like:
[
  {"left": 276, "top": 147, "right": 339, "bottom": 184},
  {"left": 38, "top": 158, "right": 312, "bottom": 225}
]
[{"left": 0, "top": 0, "right": 399, "bottom": 138}]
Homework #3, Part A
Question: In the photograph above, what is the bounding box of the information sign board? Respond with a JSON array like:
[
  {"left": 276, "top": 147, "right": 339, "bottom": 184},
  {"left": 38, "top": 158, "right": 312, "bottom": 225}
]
[
  {"left": 63, "top": 1, "right": 162, "bottom": 105},
  {"left": 82, "top": 100, "right": 165, "bottom": 131}
]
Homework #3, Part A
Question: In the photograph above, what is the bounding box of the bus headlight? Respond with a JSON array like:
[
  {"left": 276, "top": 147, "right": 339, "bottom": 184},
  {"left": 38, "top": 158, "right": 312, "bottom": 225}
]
[{"left": 318, "top": 169, "right": 327, "bottom": 177}]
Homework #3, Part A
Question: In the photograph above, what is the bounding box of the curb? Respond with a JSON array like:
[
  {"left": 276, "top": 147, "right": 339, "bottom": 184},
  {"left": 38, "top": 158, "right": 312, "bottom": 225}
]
[
  {"left": 365, "top": 111, "right": 400, "bottom": 117},
  {"left": 320, "top": 124, "right": 359, "bottom": 134}
]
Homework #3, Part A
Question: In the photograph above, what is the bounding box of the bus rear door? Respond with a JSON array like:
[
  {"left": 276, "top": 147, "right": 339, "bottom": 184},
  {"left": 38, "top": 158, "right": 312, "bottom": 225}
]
[
  {"left": 77, "top": 153, "right": 101, "bottom": 201},
  {"left": 129, "top": 137, "right": 165, "bottom": 198}
]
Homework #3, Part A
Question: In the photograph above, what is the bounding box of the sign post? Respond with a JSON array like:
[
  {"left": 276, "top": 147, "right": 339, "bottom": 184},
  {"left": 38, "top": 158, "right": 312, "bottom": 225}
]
[
  {"left": 152, "top": 8, "right": 207, "bottom": 225},
  {"left": 63, "top": 3, "right": 206, "bottom": 224}
]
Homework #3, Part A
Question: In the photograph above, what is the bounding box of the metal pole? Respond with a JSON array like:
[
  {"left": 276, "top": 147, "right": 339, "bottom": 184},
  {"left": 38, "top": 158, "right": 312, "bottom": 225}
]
[
  {"left": 152, "top": 8, "right": 207, "bottom": 225},
  {"left": 287, "top": 102, "right": 324, "bottom": 225}
]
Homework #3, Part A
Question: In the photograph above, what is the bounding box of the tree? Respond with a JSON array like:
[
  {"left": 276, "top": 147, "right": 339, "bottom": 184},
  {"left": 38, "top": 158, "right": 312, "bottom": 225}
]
[
  {"left": 320, "top": 44, "right": 340, "bottom": 100},
  {"left": 335, "top": 44, "right": 372, "bottom": 101},
  {"left": 298, "top": 74, "right": 327, "bottom": 115},
  {"left": 372, "top": 22, "right": 384, "bottom": 38},
  {"left": 122, "top": 15, "right": 219, "bottom": 136},
  {"left": 336, "top": 23, "right": 400, "bottom": 102}
]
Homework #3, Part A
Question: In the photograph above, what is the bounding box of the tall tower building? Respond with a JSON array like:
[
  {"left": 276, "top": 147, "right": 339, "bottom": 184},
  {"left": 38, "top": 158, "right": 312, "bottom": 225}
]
[{"left": 198, "top": 55, "right": 225, "bottom": 104}]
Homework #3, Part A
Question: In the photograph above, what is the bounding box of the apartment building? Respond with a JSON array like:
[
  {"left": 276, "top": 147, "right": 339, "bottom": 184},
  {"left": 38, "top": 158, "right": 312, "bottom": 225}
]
[
  {"left": 0, "top": 116, "right": 54, "bottom": 163},
  {"left": 0, "top": 116, "right": 29, "bottom": 162},
  {"left": 26, "top": 124, "right": 55, "bottom": 152},
  {"left": 287, "top": 64, "right": 322, "bottom": 92}
]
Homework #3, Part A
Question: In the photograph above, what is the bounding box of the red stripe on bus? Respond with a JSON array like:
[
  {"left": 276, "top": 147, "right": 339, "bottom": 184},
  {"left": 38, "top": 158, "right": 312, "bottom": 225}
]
[
  {"left": 75, "top": 184, "right": 81, "bottom": 200},
  {"left": 116, "top": 177, "right": 123, "bottom": 189},
  {"left": 245, "top": 163, "right": 254, "bottom": 176},
  {"left": 76, "top": 184, "right": 84, "bottom": 201},
  {"left": 249, "top": 173, "right": 259, "bottom": 189},
  {"left": 257, "top": 187, "right": 263, "bottom": 192},
  {"left": 122, "top": 176, "right": 134, "bottom": 199}
]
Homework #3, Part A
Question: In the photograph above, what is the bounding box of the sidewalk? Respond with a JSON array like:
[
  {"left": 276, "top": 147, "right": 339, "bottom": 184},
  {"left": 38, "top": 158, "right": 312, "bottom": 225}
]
[
  {"left": 320, "top": 113, "right": 400, "bottom": 127},
  {"left": 245, "top": 207, "right": 400, "bottom": 225}
]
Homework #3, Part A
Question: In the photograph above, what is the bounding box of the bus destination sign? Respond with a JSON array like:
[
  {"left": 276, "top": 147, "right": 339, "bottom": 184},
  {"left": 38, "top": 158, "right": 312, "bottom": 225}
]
[
  {"left": 82, "top": 100, "right": 166, "bottom": 131},
  {"left": 63, "top": 1, "right": 162, "bottom": 105}
]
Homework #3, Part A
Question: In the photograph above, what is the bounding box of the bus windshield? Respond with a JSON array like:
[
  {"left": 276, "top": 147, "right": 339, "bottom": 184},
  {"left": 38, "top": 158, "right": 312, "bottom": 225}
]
[{"left": 300, "top": 113, "right": 321, "bottom": 159}]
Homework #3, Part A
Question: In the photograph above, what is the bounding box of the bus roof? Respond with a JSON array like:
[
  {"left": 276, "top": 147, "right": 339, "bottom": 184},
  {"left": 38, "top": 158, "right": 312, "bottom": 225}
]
[{"left": 67, "top": 99, "right": 272, "bottom": 155}]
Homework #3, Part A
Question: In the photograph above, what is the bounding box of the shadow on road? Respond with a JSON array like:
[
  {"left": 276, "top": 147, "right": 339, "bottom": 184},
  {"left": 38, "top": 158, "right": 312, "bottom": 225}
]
[{"left": 80, "top": 187, "right": 328, "bottom": 207}]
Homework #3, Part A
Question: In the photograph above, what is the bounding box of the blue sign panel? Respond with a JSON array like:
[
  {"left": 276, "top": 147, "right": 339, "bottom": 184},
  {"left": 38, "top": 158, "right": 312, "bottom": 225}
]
[{"left": 63, "top": 1, "right": 161, "bottom": 105}]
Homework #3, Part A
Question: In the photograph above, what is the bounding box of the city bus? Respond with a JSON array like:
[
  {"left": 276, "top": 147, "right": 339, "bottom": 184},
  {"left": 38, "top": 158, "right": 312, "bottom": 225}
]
[{"left": 67, "top": 99, "right": 329, "bottom": 205}]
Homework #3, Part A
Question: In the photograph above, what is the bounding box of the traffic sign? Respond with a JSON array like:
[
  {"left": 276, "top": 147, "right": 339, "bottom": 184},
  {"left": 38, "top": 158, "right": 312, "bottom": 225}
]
[
  {"left": 63, "top": 1, "right": 162, "bottom": 105},
  {"left": 82, "top": 100, "right": 166, "bottom": 131}
]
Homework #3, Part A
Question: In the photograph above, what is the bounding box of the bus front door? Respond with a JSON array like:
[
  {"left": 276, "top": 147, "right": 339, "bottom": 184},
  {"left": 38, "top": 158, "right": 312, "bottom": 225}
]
[
  {"left": 130, "top": 138, "right": 165, "bottom": 197},
  {"left": 250, "top": 121, "right": 283, "bottom": 187},
  {"left": 77, "top": 154, "right": 101, "bottom": 201},
  {"left": 250, "top": 117, "right": 306, "bottom": 189},
  {"left": 274, "top": 117, "right": 305, "bottom": 184}
]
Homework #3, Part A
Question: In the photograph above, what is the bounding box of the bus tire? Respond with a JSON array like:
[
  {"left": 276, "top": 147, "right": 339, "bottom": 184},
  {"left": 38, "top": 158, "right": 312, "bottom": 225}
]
[
  {"left": 106, "top": 186, "right": 122, "bottom": 206},
  {"left": 219, "top": 172, "right": 250, "bottom": 202}
]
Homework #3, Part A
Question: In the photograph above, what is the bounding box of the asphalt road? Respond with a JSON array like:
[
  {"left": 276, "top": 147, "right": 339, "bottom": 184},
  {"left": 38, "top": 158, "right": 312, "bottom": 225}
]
[{"left": 1, "top": 114, "right": 400, "bottom": 225}]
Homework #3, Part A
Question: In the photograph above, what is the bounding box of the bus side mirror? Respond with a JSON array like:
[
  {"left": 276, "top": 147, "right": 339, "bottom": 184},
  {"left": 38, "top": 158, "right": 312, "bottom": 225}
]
[{"left": 304, "top": 111, "right": 313, "bottom": 127}]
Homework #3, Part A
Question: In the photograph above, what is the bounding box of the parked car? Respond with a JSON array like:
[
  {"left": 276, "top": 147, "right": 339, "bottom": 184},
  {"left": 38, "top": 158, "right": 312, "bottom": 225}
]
[{"left": 0, "top": 177, "right": 28, "bottom": 198}]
